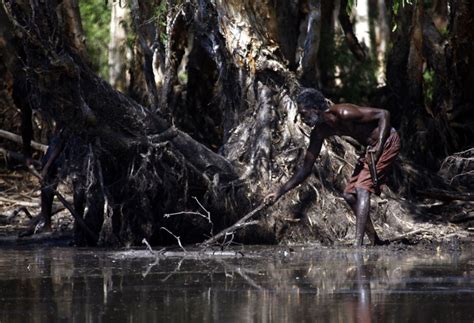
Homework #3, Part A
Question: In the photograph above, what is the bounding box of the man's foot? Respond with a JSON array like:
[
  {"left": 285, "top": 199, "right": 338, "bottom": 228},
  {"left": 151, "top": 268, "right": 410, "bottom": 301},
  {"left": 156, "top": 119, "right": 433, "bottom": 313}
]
[
  {"left": 373, "top": 238, "right": 390, "bottom": 246},
  {"left": 18, "top": 218, "right": 52, "bottom": 237},
  {"left": 353, "top": 241, "right": 364, "bottom": 247},
  {"left": 18, "top": 226, "right": 35, "bottom": 237}
]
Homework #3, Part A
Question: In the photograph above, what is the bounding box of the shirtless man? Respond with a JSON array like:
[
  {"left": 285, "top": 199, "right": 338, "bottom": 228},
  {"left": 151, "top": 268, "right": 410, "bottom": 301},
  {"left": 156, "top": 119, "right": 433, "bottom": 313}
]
[
  {"left": 264, "top": 88, "right": 400, "bottom": 246},
  {"left": 13, "top": 75, "right": 65, "bottom": 235}
]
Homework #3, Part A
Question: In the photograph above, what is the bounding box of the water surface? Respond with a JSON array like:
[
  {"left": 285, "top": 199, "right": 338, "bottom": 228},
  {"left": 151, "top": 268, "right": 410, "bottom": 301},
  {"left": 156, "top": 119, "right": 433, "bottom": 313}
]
[{"left": 0, "top": 245, "right": 472, "bottom": 322}]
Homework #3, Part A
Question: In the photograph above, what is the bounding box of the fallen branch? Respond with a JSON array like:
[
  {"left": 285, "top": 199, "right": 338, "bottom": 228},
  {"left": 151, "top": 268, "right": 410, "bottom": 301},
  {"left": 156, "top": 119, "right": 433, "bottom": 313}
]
[
  {"left": 450, "top": 215, "right": 474, "bottom": 224},
  {"left": 418, "top": 189, "right": 474, "bottom": 202},
  {"left": 201, "top": 203, "right": 266, "bottom": 246},
  {"left": 0, "top": 129, "right": 48, "bottom": 153},
  {"left": 0, "top": 196, "right": 38, "bottom": 207},
  {"left": 160, "top": 227, "right": 186, "bottom": 252},
  {"left": 388, "top": 229, "right": 429, "bottom": 243}
]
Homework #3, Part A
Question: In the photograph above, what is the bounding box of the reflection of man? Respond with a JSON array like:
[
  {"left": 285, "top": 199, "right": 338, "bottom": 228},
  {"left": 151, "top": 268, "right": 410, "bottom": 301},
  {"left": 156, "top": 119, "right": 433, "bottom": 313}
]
[
  {"left": 264, "top": 88, "right": 400, "bottom": 246},
  {"left": 346, "top": 252, "right": 373, "bottom": 323}
]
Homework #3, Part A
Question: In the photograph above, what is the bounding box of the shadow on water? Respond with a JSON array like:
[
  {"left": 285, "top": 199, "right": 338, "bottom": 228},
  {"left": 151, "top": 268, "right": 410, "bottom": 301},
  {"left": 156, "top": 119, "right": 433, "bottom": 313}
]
[{"left": 0, "top": 245, "right": 473, "bottom": 322}]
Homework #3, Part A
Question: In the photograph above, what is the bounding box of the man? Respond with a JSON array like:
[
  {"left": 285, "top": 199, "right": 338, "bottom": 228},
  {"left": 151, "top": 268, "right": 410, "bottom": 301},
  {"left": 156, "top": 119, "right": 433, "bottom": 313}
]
[
  {"left": 13, "top": 75, "right": 65, "bottom": 236},
  {"left": 264, "top": 88, "right": 400, "bottom": 246}
]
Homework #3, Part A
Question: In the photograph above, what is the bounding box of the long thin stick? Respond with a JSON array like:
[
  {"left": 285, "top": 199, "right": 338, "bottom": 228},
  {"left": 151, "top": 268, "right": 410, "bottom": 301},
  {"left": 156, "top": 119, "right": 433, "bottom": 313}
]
[{"left": 201, "top": 203, "right": 266, "bottom": 246}]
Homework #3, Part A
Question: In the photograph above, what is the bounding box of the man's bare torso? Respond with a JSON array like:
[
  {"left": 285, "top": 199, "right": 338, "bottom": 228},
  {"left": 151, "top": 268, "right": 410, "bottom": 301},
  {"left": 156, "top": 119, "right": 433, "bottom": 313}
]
[{"left": 313, "top": 103, "right": 386, "bottom": 147}]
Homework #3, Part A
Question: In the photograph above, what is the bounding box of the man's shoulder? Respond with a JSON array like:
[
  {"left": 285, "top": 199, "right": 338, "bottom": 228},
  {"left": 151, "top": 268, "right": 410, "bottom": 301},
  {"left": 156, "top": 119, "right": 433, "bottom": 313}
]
[
  {"left": 331, "top": 103, "right": 385, "bottom": 119},
  {"left": 332, "top": 103, "right": 363, "bottom": 111}
]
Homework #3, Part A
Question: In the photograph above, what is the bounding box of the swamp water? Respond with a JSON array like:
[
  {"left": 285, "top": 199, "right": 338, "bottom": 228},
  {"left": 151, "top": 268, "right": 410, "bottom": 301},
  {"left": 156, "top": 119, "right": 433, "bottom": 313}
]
[{"left": 0, "top": 245, "right": 472, "bottom": 322}]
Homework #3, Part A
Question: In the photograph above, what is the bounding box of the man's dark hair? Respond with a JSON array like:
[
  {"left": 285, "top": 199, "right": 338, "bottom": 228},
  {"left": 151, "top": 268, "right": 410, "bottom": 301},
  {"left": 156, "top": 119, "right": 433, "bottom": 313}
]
[{"left": 296, "top": 88, "right": 329, "bottom": 111}]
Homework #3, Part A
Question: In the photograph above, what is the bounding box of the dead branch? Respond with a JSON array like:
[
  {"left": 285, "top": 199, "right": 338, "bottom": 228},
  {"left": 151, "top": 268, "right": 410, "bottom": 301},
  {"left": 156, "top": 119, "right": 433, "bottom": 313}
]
[
  {"left": 160, "top": 227, "right": 187, "bottom": 252},
  {"left": 201, "top": 203, "right": 266, "bottom": 246},
  {"left": 418, "top": 189, "right": 474, "bottom": 201},
  {"left": 164, "top": 196, "right": 214, "bottom": 235},
  {"left": 450, "top": 215, "right": 474, "bottom": 224},
  {"left": 0, "top": 130, "right": 48, "bottom": 153},
  {"left": 0, "top": 197, "right": 38, "bottom": 207},
  {"left": 388, "top": 229, "right": 429, "bottom": 242}
]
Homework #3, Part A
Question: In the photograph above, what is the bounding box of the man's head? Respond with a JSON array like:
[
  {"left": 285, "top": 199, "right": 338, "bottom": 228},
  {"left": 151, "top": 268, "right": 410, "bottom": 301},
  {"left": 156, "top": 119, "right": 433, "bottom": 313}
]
[{"left": 296, "top": 88, "right": 330, "bottom": 127}]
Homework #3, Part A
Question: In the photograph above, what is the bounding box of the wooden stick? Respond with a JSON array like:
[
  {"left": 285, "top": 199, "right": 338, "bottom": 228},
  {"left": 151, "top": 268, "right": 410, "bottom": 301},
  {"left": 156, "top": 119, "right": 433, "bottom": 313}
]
[
  {"left": 0, "top": 129, "right": 48, "bottom": 153},
  {"left": 0, "top": 196, "right": 38, "bottom": 207},
  {"left": 201, "top": 203, "right": 266, "bottom": 246}
]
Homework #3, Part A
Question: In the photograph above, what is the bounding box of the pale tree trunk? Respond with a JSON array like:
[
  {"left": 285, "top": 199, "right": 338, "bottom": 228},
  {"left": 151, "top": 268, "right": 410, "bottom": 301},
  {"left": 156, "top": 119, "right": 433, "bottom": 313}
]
[
  {"left": 108, "top": 0, "right": 130, "bottom": 92},
  {"left": 368, "top": 0, "right": 389, "bottom": 83},
  {"left": 354, "top": 0, "right": 370, "bottom": 48}
]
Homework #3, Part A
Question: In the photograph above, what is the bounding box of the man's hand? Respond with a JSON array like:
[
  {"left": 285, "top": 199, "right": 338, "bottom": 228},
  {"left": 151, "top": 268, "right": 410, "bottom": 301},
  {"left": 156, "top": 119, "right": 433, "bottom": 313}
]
[
  {"left": 264, "top": 189, "right": 283, "bottom": 206},
  {"left": 367, "top": 144, "right": 382, "bottom": 164}
]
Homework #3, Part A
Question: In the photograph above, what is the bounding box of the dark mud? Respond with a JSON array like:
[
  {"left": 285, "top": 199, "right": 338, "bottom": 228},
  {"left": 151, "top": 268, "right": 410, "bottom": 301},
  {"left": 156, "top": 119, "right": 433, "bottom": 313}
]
[{"left": 0, "top": 244, "right": 472, "bottom": 322}]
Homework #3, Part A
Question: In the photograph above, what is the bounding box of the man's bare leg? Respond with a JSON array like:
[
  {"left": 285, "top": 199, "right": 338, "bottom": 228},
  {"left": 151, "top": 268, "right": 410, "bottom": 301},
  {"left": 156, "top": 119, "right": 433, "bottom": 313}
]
[
  {"left": 343, "top": 191, "right": 388, "bottom": 246},
  {"left": 354, "top": 188, "right": 370, "bottom": 246},
  {"left": 40, "top": 181, "right": 56, "bottom": 232}
]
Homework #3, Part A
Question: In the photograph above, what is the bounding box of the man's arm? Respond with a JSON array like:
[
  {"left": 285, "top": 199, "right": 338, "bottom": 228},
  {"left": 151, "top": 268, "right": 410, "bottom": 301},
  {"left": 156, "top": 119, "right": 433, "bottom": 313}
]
[
  {"left": 265, "top": 130, "right": 324, "bottom": 205},
  {"left": 369, "top": 109, "right": 390, "bottom": 162}
]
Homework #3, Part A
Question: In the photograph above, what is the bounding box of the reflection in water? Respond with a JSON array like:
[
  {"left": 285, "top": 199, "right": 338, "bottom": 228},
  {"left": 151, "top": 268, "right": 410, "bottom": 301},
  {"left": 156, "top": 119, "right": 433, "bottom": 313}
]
[
  {"left": 344, "top": 253, "right": 373, "bottom": 323},
  {"left": 0, "top": 246, "right": 473, "bottom": 322}
]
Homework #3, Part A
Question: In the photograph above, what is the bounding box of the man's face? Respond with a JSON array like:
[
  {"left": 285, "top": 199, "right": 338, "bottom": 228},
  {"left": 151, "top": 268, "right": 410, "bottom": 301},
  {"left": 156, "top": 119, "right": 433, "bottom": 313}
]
[{"left": 298, "top": 105, "right": 322, "bottom": 127}]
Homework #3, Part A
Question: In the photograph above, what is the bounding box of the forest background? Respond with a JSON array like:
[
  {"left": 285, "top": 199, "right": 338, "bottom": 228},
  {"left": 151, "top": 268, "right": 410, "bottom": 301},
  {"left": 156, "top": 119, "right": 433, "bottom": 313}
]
[{"left": 0, "top": 0, "right": 472, "bottom": 246}]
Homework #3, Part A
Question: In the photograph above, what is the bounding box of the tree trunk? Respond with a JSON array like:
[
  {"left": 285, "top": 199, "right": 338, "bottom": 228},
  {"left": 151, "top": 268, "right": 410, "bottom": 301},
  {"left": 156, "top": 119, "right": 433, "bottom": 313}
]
[
  {"left": 108, "top": 0, "right": 130, "bottom": 92},
  {"left": 59, "top": 0, "right": 88, "bottom": 59}
]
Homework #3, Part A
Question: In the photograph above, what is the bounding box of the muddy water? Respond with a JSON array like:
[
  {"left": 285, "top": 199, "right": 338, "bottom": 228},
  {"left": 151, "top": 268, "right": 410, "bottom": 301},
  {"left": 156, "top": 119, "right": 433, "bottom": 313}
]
[{"left": 0, "top": 245, "right": 472, "bottom": 323}]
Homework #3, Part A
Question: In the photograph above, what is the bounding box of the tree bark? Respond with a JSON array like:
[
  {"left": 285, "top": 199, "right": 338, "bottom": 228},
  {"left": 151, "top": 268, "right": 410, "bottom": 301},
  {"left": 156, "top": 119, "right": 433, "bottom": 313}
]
[
  {"left": 108, "top": 0, "right": 130, "bottom": 92},
  {"left": 59, "top": 0, "right": 88, "bottom": 59}
]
